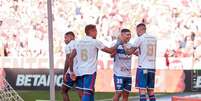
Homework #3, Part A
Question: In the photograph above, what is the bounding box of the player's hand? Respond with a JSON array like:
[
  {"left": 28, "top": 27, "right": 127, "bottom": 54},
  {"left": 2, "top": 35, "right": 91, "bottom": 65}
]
[
  {"left": 122, "top": 44, "right": 129, "bottom": 54},
  {"left": 122, "top": 44, "right": 129, "bottom": 50},
  {"left": 70, "top": 72, "right": 77, "bottom": 81},
  {"left": 110, "top": 50, "right": 116, "bottom": 57},
  {"left": 133, "top": 49, "right": 139, "bottom": 56}
]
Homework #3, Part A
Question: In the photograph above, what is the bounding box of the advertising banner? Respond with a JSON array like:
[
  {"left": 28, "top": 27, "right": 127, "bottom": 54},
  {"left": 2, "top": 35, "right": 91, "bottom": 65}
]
[
  {"left": 3, "top": 68, "right": 188, "bottom": 92},
  {"left": 4, "top": 68, "right": 63, "bottom": 90},
  {"left": 184, "top": 70, "right": 201, "bottom": 92},
  {"left": 1, "top": 57, "right": 200, "bottom": 92}
]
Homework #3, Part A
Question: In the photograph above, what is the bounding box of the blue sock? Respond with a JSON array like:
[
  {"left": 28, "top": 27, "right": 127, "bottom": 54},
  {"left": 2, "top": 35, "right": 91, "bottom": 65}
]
[
  {"left": 82, "top": 95, "right": 90, "bottom": 101},
  {"left": 140, "top": 94, "right": 147, "bottom": 101},
  {"left": 82, "top": 91, "right": 91, "bottom": 101},
  {"left": 90, "top": 94, "right": 94, "bottom": 101},
  {"left": 149, "top": 95, "right": 156, "bottom": 101}
]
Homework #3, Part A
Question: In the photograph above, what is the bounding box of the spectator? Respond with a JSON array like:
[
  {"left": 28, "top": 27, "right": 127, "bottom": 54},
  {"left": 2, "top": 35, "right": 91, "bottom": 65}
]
[{"left": 0, "top": 0, "right": 200, "bottom": 58}]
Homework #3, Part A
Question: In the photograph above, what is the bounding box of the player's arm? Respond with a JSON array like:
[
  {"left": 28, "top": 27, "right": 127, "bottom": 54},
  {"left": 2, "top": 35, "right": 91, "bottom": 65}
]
[
  {"left": 94, "top": 39, "right": 116, "bottom": 54},
  {"left": 63, "top": 54, "right": 70, "bottom": 76},
  {"left": 101, "top": 46, "right": 116, "bottom": 54},
  {"left": 68, "top": 49, "right": 76, "bottom": 73},
  {"left": 123, "top": 46, "right": 138, "bottom": 55},
  {"left": 68, "top": 49, "right": 77, "bottom": 80},
  {"left": 133, "top": 49, "right": 139, "bottom": 56},
  {"left": 100, "top": 38, "right": 125, "bottom": 54},
  {"left": 110, "top": 50, "right": 116, "bottom": 57},
  {"left": 63, "top": 45, "right": 71, "bottom": 82},
  {"left": 124, "top": 37, "right": 142, "bottom": 55}
]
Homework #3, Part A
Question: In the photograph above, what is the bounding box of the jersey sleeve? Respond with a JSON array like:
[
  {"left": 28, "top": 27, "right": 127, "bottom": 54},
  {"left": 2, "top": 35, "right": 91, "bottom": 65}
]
[{"left": 94, "top": 39, "right": 106, "bottom": 50}]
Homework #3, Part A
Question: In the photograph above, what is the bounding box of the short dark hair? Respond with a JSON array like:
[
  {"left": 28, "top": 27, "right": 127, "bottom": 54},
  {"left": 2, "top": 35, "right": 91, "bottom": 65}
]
[
  {"left": 85, "top": 24, "right": 96, "bottom": 35},
  {"left": 121, "top": 28, "right": 130, "bottom": 33},
  {"left": 65, "top": 31, "right": 75, "bottom": 37},
  {"left": 137, "top": 23, "right": 146, "bottom": 29}
]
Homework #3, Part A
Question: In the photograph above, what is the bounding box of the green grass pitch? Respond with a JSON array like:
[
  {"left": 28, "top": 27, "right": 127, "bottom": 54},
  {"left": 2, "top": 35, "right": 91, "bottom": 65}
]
[{"left": 18, "top": 90, "right": 135, "bottom": 101}]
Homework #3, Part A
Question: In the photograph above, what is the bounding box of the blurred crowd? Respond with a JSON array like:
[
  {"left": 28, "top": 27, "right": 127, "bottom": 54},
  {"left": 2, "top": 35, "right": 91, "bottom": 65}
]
[{"left": 0, "top": 0, "right": 201, "bottom": 59}]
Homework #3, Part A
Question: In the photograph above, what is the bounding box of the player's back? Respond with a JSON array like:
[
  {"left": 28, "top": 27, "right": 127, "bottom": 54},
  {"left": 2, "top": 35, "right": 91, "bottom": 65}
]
[
  {"left": 74, "top": 36, "right": 104, "bottom": 75},
  {"left": 138, "top": 33, "right": 157, "bottom": 69}
]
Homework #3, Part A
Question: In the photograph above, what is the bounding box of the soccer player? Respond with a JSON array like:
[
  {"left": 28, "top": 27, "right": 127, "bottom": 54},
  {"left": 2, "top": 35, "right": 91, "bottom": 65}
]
[
  {"left": 112, "top": 29, "right": 132, "bottom": 101},
  {"left": 68, "top": 24, "right": 116, "bottom": 101},
  {"left": 124, "top": 23, "right": 157, "bottom": 101},
  {"left": 62, "top": 31, "right": 82, "bottom": 101}
]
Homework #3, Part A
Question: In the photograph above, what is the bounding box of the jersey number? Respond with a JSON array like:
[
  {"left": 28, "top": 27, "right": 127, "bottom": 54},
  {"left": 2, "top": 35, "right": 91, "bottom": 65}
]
[
  {"left": 147, "top": 44, "right": 156, "bottom": 56},
  {"left": 81, "top": 49, "right": 88, "bottom": 61},
  {"left": 117, "top": 78, "right": 123, "bottom": 84}
]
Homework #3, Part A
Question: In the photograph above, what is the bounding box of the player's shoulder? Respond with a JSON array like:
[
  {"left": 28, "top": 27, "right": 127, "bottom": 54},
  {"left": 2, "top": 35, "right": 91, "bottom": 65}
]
[
  {"left": 81, "top": 36, "right": 96, "bottom": 42},
  {"left": 133, "top": 35, "right": 143, "bottom": 43},
  {"left": 126, "top": 41, "right": 133, "bottom": 47},
  {"left": 64, "top": 43, "right": 71, "bottom": 54},
  {"left": 77, "top": 36, "right": 98, "bottom": 47},
  {"left": 89, "top": 37, "right": 103, "bottom": 45},
  {"left": 144, "top": 33, "right": 157, "bottom": 39},
  {"left": 68, "top": 40, "right": 76, "bottom": 46},
  {"left": 69, "top": 40, "right": 75, "bottom": 44},
  {"left": 64, "top": 43, "right": 70, "bottom": 49},
  {"left": 64, "top": 44, "right": 68, "bottom": 52},
  {"left": 68, "top": 39, "right": 80, "bottom": 49}
]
